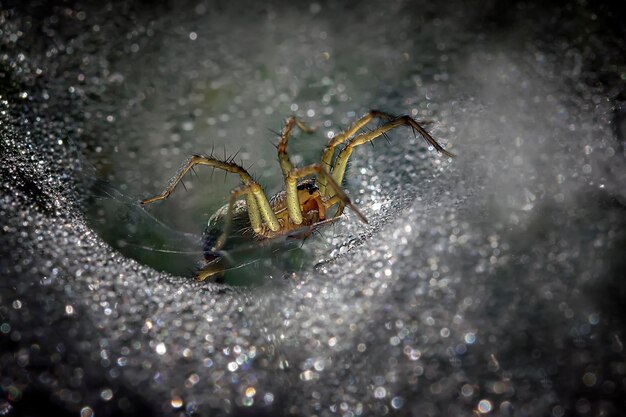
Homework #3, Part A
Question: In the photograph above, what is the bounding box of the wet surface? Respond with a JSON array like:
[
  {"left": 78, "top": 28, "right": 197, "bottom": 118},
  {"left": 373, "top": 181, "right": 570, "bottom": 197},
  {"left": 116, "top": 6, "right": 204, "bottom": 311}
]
[{"left": 1, "top": 1, "right": 626, "bottom": 416}]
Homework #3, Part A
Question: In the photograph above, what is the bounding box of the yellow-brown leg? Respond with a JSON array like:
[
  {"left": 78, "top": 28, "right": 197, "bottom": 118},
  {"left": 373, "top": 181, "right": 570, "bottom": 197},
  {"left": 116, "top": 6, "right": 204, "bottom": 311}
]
[
  {"left": 140, "top": 155, "right": 281, "bottom": 236},
  {"left": 196, "top": 257, "right": 227, "bottom": 282},
  {"left": 323, "top": 195, "right": 345, "bottom": 218},
  {"left": 285, "top": 163, "right": 368, "bottom": 225},
  {"left": 213, "top": 183, "right": 269, "bottom": 251},
  {"left": 317, "top": 110, "right": 396, "bottom": 195},
  {"left": 329, "top": 115, "right": 455, "bottom": 195},
  {"left": 277, "top": 116, "right": 316, "bottom": 178}
]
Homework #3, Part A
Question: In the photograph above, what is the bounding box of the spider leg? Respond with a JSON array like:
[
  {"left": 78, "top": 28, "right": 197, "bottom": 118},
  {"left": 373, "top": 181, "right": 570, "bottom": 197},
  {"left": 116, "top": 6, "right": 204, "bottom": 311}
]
[
  {"left": 196, "top": 256, "right": 227, "bottom": 282},
  {"left": 329, "top": 115, "right": 455, "bottom": 195},
  {"left": 318, "top": 110, "right": 396, "bottom": 195},
  {"left": 323, "top": 195, "right": 345, "bottom": 218},
  {"left": 285, "top": 217, "right": 343, "bottom": 240},
  {"left": 285, "top": 163, "right": 367, "bottom": 225},
  {"left": 277, "top": 116, "right": 316, "bottom": 178},
  {"left": 140, "top": 155, "right": 274, "bottom": 235},
  {"left": 212, "top": 182, "right": 280, "bottom": 251}
]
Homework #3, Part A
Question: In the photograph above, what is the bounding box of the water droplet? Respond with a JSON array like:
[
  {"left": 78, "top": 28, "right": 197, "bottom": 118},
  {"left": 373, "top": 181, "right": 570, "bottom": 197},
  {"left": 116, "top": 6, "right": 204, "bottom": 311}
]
[
  {"left": 155, "top": 343, "right": 166, "bottom": 355},
  {"left": 100, "top": 388, "right": 113, "bottom": 401},
  {"left": 477, "top": 399, "right": 492, "bottom": 413},
  {"left": 171, "top": 396, "right": 183, "bottom": 408},
  {"left": 80, "top": 406, "right": 94, "bottom": 417}
]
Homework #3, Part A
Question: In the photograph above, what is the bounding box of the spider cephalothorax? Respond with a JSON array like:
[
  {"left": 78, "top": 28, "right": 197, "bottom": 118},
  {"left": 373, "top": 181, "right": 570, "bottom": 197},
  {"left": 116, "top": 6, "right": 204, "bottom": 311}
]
[{"left": 141, "top": 110, "right": 454, "bottom": 281}]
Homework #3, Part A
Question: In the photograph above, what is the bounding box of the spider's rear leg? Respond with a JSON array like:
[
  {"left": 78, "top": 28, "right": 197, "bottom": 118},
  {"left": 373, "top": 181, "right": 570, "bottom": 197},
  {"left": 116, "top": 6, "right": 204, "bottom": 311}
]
[
  {"left": 277, "top": 116, "right": 316, "bottom": 178},
  {"left": 285, "top": 163, "right": 367, "bottom": 225},
  {"left": 196, "top": 256, "right": 227, "bottom": 282},
  {"left": 140, "top": 155, "right": 275, "bottom": 238},
  {"left": 328, "top": 115, "right": 455, "bottom": 195}
]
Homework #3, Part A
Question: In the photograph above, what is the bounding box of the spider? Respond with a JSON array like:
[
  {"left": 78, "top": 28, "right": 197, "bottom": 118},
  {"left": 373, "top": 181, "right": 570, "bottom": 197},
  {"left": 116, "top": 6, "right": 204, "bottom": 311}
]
[{"left": 141, "top": 110, "right": 454, "bottom": 281}]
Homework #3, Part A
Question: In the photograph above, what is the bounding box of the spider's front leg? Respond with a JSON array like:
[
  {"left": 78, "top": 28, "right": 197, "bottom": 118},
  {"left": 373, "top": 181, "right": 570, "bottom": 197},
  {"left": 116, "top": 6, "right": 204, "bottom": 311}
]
[
  {"left": 284, "top": 163, "right": 368, "bottom": 225},
  {"left": 212, "top": 182, "right": 280, "bottom": 252},
  {"left": 317, "top": 110, "right": 397, "bottom": 195},
  {"left": 326, "top": 115, "right": 455, "bottom": 198},
  {"left": 277, "top": 116, "right": 316, "bottom": 178}
]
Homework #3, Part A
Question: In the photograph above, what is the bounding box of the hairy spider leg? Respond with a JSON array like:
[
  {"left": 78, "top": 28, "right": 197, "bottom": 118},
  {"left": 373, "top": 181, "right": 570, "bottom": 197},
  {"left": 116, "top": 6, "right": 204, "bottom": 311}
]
[
  {"left": 285, "top": 163, "right": 368, "bottom": 225},
  {"left": 213, "top": 183, "right": 274, "bottom": 252},
  {"left": 317, "top": 110, "right": 397, "bottom": 196},
  {"left": 327, "top": 115, "right": 455, "bottom": 198},
  {"left": 277, "top": 116, "right": 316, "bottom": 178},
  {"left": 140, "top": 155, "right": 281, "bottom": 236}
]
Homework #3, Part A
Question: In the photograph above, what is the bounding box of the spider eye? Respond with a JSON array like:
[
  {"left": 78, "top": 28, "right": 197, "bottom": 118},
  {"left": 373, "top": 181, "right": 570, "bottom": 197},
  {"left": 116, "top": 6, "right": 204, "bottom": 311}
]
[{"left": 296, "top": 179, "right": 318, "bottom": 194}]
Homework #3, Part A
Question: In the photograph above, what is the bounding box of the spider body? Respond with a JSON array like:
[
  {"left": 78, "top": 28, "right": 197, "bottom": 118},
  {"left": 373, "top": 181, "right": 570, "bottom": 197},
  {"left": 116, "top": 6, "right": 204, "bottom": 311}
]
[
  {"left": 141, "top": 110, "right": 454, "bottom": 281},
  {"left": 205, "top": 179, "right": 325, "bottom": 243},
  {"left": 199, "top": 179, "right": 329, "bottom": 281}
]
